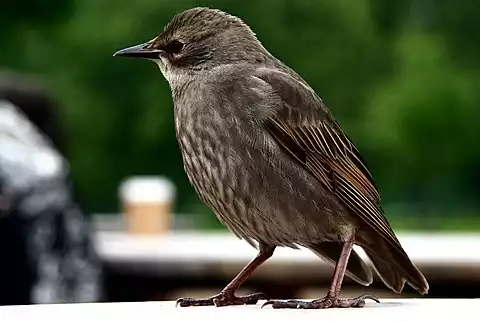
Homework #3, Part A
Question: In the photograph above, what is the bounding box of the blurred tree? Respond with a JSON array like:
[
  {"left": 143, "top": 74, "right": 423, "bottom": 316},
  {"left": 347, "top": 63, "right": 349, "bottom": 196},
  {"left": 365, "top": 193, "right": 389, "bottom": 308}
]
[{"left": 0, "top": 0, "right": 478, "bottom": 228}]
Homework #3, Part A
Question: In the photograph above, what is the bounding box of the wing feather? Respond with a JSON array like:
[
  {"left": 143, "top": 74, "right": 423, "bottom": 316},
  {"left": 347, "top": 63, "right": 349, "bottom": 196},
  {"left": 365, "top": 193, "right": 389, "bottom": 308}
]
[{"left": 257, "top": 69, "right": 403, "bottom": 251}]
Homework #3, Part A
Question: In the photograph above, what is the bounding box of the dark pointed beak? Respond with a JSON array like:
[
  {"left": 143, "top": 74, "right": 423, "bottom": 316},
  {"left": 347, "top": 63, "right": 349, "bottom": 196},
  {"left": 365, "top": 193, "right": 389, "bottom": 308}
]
[{"left": 113, "top": 43, "right": 164, "bottom": 59}]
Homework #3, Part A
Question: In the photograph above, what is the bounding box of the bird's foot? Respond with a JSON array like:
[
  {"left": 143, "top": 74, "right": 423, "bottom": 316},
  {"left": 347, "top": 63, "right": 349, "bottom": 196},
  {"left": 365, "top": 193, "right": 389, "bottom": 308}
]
[
  {"left": 262, "top": 294, "right": 379, "bottom": 309},
  {"left": 176, "top": 291, "right": 268, "bottom": 307}
]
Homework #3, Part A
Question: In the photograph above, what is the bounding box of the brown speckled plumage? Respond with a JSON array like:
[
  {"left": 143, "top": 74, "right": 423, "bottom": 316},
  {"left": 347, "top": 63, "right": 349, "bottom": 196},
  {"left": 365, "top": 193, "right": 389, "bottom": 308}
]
[{"left": 114, "top": 7, "right": 429, "bottom": 309}]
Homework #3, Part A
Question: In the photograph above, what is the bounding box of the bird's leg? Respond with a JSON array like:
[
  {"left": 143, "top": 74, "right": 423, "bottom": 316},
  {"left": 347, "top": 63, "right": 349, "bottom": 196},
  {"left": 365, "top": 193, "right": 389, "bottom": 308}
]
[
  {"left": 176, "top": 243, "right": 275, "bottom": 307},
  {"left": 262, "top": 232, "right": 379, "bottom": 309}
]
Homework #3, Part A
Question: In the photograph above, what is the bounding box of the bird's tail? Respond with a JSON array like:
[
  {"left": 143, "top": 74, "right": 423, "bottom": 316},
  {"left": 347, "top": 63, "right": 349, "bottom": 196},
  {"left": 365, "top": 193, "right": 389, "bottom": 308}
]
[
  {"left": 357, "top": 233, "right": 429, "bottom": 295},
  {"left": 306, "top": 241, "right": 373, "bottom": 287}
]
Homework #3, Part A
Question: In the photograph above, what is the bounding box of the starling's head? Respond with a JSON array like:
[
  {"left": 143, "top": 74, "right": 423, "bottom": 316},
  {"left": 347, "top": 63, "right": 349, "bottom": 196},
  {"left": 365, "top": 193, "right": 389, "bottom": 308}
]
[{"left": 114, "top": 8, "right": 268, "bottom": 83}]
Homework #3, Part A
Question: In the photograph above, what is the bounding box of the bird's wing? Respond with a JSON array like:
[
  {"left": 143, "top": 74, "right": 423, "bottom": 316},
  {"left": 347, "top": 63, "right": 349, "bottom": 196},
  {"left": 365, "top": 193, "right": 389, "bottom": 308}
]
[{"left": 255, "top": 68, "right": 403, "bottom": 251}]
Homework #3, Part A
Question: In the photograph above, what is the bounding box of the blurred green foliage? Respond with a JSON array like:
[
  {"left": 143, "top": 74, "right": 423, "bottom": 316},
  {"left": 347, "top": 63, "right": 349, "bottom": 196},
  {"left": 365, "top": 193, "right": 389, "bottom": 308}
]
[{"left": 1, "top": 0, "right": 479, "bottom": 229}]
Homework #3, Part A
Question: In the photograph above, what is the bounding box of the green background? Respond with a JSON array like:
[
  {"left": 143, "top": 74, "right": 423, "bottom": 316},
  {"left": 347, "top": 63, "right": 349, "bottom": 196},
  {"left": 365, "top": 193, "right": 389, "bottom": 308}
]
[{"left": 2, "top": 0, "right": 479, "bottom": 230}]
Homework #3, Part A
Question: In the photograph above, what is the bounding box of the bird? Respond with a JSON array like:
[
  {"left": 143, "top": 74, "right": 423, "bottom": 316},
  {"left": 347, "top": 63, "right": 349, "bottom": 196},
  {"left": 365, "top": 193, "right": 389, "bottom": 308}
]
[{"left": 114, "top": 7, "right": 429, "bottom": 309}]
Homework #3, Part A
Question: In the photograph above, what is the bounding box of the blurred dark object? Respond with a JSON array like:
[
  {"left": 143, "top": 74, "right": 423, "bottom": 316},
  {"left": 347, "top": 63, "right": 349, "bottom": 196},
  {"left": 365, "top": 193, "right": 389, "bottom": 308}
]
[
  {"left": 0, "top": 71, "right": 102, "bottom": 305},
  {"left": 0, "top": 71, "right": 67, "bottom": 156}
]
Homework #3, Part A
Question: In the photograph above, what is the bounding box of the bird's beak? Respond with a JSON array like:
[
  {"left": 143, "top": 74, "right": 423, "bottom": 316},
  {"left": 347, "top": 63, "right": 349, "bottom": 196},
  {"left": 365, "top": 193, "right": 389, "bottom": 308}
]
[{"left": 113, "top": 43, "right": 164, "bottom": 59}]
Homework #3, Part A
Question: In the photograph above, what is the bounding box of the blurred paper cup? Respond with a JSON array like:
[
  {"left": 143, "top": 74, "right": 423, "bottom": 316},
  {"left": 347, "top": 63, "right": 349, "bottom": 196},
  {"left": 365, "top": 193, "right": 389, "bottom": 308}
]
[{"left": 119, "top": 176, "right": 175, "bottom": 234}]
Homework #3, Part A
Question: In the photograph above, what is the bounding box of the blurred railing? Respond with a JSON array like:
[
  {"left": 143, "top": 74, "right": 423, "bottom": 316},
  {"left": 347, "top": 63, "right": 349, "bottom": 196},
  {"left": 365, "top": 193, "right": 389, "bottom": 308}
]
[{"left": 91, "top": 214, "right": 480, "bottom": 302}]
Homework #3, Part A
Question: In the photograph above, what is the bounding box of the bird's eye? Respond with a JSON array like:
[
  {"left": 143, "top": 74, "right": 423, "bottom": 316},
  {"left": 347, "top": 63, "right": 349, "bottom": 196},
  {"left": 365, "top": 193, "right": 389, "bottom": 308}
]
[{"left": 165, "top": 40, "right": 184, "bottom": 54}]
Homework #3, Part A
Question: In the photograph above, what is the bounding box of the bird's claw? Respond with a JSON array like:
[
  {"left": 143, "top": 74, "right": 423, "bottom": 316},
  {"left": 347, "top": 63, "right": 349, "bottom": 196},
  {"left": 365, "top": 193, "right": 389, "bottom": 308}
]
[
  {"left": 176, "top": 297, "right": 214, "bottom": 307},
  {"left": 176, "top": 291, "right": 268, "bottom": 307},
  {"left": 261, "top": 294, "right": 380, "bottom": 309},
  {"left": 261, "top": 299, "right": 310, "bottom": 309},
  {"left": 356, "top": 294, "right": 380, "bottom": 304}
]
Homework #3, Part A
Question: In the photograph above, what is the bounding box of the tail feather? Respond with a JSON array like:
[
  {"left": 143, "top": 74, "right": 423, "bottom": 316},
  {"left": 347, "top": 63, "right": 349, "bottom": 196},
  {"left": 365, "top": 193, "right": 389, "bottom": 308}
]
[
  {"left": 358, "top": 233, "right": 429, "bottom": 295},
  {"left": 307, "top": 241, "right": 373, "bottom": 287}
]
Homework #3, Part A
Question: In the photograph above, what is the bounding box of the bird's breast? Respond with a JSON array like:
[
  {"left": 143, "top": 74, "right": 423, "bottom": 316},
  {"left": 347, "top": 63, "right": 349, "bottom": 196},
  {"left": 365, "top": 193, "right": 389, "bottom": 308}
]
[
  {"left": 173, "top": 99, "right": 353, "bottom": 247},
  {"left": 175, "top": 109, "right": 252, "bottom": 228}
]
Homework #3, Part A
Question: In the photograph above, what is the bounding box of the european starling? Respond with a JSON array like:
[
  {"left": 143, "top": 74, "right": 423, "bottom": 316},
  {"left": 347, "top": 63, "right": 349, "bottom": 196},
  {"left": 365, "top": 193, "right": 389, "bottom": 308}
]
[{"left": 114, "top": 7, "right": 429, "bottom": 309}]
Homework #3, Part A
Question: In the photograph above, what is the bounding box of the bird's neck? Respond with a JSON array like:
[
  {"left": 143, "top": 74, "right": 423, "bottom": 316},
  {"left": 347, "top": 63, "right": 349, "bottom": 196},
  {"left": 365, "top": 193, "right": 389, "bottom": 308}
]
[{"left": 157, "top": 62, "right": 195, "bottom": 99}]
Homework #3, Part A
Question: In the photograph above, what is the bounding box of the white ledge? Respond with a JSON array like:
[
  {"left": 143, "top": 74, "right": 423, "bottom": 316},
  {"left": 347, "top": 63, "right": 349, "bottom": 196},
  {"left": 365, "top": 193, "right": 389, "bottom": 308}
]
[
  {"left": 95, "top": 231, "right": 480, "bottom": 281},
  {"left": 1, "top": 299, "right": 478, "bottom": 321}
]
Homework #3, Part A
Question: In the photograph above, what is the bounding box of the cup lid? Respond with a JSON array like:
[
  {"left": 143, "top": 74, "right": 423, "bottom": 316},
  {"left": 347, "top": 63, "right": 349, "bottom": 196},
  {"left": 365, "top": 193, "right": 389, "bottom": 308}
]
[{"left": 119, "top": 176, "right": 175, "bottom": 203}]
